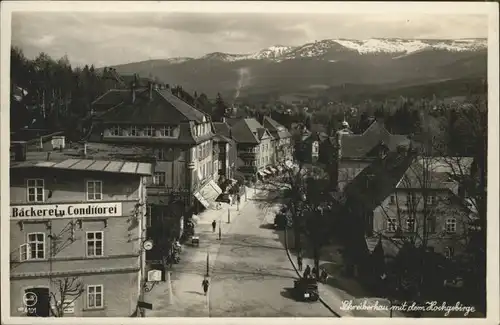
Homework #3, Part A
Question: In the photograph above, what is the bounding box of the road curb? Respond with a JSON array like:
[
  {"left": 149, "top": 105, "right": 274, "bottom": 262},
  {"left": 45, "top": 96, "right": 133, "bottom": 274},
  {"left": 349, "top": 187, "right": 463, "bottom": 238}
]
[{"left": 283, "top": 230, "right": 342, "bottom": 318}]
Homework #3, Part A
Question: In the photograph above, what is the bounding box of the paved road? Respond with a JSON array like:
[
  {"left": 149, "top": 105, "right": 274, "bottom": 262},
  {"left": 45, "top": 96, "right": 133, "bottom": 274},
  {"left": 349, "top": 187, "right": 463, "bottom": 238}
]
[{"left": 208, "top": 196, "right": 333, "bottom": 317}]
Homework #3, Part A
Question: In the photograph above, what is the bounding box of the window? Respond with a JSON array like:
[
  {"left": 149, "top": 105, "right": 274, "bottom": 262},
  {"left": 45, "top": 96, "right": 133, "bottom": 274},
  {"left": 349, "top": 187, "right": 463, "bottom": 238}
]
[
  {"left": 86, "top": 232, "right": 103, "bottom": 257},
  {"left": 444, "top": 247, "right": 454, "bottom": 259},
  {"left": 445, "top": 218, "right": 457, "bottom": 233},
  {"left": 87, "top": 180, "right": 103, "bottom": 201},
  {"left": 387, "top": 218, "right": 397, "bottom": 232},
  {"left": 245, "top": 161, "right": 251, "bottom": 166},
  {"left": 156, "top": 149, "right": 165, "bottom": 160},
  {"left": 144, "top": 126, "right": 155, "bottom": 137},
  {"left": 198, "top": 146, "right": 202, "bottom": 160},
  {"left": 110, "top": 125, "right": 121, "bottom": 136},
  {"left": 153, "top": 172, "right": 166, "bottom": 186},
  {"left": 87, "top": 285, "right": 103, "bottom": 309},
  {"left": 406, "top": 217, "right": 416, "bottom": 232},
  {"left": 406, "top": 193, "right": 417, "bottom": 206},
  {"left": 426, "top": 217, "right": 436, "bottom": 233},
  {"left": 160, "top": 126, "right": 173, "bottom": 137},
  {"left": 426, "top": 195, "right": 437, "bottom": 205},
  {"left": 389, "top": 195, "right": 396, "bottom": 205},
  {"left": 27, "top": 233, "right": 45, "bottom": 260},
  {"left": 130, "top": 126, "right": 138, "bottom": 136},
  {"left": 27, "top": 179, "right": 44, "bottom": 202}
]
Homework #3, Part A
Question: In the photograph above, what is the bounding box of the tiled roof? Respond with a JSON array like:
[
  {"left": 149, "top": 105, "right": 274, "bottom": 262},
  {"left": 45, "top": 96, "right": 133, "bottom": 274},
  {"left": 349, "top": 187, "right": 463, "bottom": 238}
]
[
  {"left": 396, "top": 156, "right": 474, "bottom": 190},
  {"left": 343, "top": 151, "right": 416, "bottom": 213},
  {"left": 91, "top": 89, "right": 130, "bottom": 113},
  {"left": 157, "top": 89, "right": 206, "bottom": 123},
  {"left": 340, "top": 121, "right": 410, "bottom": 159},
  {"left": 230, "top": 118, "right": 263, "bottom": 144},
  {"left": 213, "top": 122, "right": 231, "bottom": 138},
  {"left": 263, "top": 116, "right": 292, "bottom": 139},
  {"left": 96, "top": 89, "right": 206, "bottom": 124}
]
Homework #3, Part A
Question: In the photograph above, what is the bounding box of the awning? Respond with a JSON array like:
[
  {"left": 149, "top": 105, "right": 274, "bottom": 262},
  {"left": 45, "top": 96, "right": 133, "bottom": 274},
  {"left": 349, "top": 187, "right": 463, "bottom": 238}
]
[{"left": 194, "top": 180, "right": 223, "bottom": 209}]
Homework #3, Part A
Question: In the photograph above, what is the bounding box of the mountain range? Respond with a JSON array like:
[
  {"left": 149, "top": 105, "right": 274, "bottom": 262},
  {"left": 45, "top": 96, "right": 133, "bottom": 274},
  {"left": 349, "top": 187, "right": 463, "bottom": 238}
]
[{"left": 104, "top": 38, "right": 488, "bottom": 101}]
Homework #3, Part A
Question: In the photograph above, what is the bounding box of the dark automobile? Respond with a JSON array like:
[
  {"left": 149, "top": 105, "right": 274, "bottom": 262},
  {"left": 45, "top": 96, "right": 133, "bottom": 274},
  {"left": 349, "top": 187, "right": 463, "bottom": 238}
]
[{"left": 293, "top": 278, "right": 319, "bottom": 302}]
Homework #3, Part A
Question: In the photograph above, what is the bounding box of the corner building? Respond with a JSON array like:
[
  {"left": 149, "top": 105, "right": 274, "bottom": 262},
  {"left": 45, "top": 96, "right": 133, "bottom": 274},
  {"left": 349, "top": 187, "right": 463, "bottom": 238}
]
[{"left": 9, "top": 145, "right": 153, "bottom": 317}]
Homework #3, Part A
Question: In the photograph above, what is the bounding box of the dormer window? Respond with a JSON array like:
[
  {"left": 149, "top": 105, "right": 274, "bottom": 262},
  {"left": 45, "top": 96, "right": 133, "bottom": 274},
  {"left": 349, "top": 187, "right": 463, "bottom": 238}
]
[
  {"left": 144, "top": 126, "right": 154, "bottom": 137},
  {"left": 160, "top": 126, "right": 173, "bottom": 137},
  {"left": 130, "top": 126, "right": 138, "bottom": 136},
  {"left": 110, "top": 126, "right": 121, "bottom": 136}
]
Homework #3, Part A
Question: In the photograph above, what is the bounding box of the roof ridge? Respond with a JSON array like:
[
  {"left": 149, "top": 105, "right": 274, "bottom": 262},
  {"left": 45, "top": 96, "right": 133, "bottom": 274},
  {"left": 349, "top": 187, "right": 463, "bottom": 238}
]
[{"left": 155, "top": 89, "right": 194, "bottom": 121}]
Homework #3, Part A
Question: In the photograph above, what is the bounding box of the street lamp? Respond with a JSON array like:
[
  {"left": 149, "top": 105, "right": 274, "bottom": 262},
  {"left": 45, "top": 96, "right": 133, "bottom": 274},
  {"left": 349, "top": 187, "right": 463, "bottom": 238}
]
[{"left": 206, "top": 250, "right": 210, "bottom": 277}]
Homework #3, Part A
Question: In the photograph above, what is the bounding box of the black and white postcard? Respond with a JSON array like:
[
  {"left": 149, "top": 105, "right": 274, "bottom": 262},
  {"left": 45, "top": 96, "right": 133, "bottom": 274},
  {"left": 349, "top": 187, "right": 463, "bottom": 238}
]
[{"left": 1, "top": 1, "right": 498, "bottom": 325}]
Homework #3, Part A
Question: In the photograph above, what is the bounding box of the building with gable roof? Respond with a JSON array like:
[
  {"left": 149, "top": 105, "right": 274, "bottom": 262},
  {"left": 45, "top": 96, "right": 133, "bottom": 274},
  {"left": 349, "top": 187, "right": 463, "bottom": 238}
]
[
  {"left": 319, "top": 118, "right": 411, "bottom": 191},
  {"left": 262, "top": 116, "right": 293, "bottom": 164},
  {"left": 88, "top": 80, "right": 222, "bottom": 262},
  {"left": 219, "top": 117, "right": 276, "bottom": 180}
]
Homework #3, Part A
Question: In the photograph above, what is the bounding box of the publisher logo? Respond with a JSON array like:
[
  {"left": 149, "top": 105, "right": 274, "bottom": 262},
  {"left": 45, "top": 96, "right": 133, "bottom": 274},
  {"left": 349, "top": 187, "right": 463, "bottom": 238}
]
[{"left": 23, "top": 292, "right": 37, "bottom": 307}]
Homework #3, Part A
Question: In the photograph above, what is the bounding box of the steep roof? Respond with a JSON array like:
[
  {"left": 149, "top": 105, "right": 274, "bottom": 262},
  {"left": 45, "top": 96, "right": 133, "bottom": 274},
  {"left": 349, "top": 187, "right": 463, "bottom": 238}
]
[
  {"left": 95, "top": 88, "right": 207, "bottom": 124},
  {"left": 262, "top": 116, "right": 292, "bottom": 139},
  {"left": 339, "top": 120, "right": 410, "bottom": 159},
  {"left": 213, "top": 122, "right": 232, "bottom": 138},
  {"left": 396, "top": 156, "right": 474, "bottom": 191},
  {"left": 343, "top": 151, "right": 416, "bottom": 213},
  {"left": 230, "top": 118, "right": 268, "bottom": 144}
]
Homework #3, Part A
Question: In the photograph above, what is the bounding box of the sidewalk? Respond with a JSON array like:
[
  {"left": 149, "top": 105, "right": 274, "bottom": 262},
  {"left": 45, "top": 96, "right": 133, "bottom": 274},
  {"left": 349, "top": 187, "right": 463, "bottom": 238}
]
[{"left": 142, "top": 185, "right": 263, "bottom": 317}]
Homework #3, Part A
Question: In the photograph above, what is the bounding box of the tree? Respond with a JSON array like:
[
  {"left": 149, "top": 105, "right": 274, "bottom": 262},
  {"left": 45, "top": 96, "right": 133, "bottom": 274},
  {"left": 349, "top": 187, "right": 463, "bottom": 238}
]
[
  {"left": 49, "top": 277, "right": 84, "bottom": 317},
  {"left": 213, "top": 93, "right": 228, "bottom": 121},
  {"left": 375, "top": 155, "right": 475, "bottom": 300},
  {"left": 431, "top": 96, "right": 487, "bottom": 312}
]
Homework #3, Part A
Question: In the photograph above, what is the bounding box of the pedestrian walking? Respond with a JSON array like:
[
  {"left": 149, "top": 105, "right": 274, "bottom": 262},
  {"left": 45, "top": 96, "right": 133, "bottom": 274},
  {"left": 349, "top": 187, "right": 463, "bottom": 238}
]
[
  {"left": 297, "top": 256, "right": 303, "bottom": 271},
  {"left": 202, "top": 277, "right": 210, "bottom": 296},
  {"left": 311, "top": 266, "right": 318, "bottom": 279},
  {"left": 303, "top": 265, "right": 311, "bottom": 279},
  {"left": 212, "top": 220, "right": 217, "bottom": 232},
  {"left": 236, "top": 194, "right": 241, "bottom": 204}
]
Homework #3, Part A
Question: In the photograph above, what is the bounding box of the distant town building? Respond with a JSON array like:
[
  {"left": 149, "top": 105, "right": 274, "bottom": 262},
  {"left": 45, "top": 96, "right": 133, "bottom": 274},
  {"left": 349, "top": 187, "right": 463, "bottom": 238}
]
[
  {"left": 9, "top": 139, "right": 152, "bottom": 317},
  {"left": 319, "top": 118, "right": 410, "bottom": 191},
  {"left": 262, "top": 116, "right": 293, "bottom": 164}
]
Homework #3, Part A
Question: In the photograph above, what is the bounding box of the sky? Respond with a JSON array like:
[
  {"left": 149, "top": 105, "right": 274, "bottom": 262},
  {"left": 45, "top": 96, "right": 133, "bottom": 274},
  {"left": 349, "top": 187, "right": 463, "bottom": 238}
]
[{"left": 11, "top": 11, "right": 488, "bottom": 67}]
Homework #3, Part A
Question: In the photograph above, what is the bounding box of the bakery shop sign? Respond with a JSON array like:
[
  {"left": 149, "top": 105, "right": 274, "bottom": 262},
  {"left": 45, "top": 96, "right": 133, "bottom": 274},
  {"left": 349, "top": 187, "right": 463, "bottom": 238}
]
[{"left": 10, "top": 203, "right": 122, "bottom": 220}]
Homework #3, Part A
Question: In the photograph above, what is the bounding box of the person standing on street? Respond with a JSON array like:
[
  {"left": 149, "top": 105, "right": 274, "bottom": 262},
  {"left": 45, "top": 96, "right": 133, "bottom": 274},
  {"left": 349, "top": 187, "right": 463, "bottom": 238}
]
[
  {"left": 303, "top": 265, "right": 311, "bottom": 279},
  {"left": 212, "top": 220, "right": 217, "bottom": 232},
  {"left": 297, "top": 256, "right": 303, "bottom": 271},
  {"left": 202, "top": 277, "right": 210, "bottom": 296}
]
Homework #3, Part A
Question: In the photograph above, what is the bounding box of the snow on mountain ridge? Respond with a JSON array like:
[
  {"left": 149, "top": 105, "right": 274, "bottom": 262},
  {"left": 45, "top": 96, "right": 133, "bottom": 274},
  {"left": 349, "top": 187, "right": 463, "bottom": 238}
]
[{"left": 179, "top": 38, "right": 486, "bottom": 63}]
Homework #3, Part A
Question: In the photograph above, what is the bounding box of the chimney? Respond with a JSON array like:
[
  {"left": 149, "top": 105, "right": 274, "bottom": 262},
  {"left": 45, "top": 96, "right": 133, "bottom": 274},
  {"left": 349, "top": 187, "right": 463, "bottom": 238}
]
[
  {"left": 131, "top": 82, "right": 136, "bottom": 103},
  {"left": 83, "top": 143, "right": 88, "bottom": 157},
  {"left": 149, "top": 82, "right": 153, "bottom": 101},
  {"left": 14, "top": 142, "right": 27, "bottom": 161}
]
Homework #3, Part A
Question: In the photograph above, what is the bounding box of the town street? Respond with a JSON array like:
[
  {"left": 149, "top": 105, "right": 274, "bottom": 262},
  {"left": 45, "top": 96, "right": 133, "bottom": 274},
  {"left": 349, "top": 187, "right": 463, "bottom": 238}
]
[
  {"left": 143, "top": 187, "right": 333, "bottom": 317},
  {"left": 208, "top": 191, "right": 333, "bottom": 317}
]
